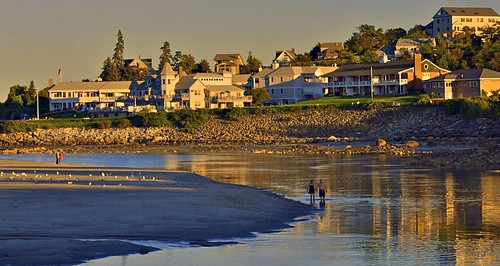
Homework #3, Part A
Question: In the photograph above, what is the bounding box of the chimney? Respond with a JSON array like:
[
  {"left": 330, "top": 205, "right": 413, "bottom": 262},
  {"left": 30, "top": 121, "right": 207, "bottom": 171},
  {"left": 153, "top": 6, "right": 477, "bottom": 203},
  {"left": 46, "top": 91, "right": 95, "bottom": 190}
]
[
  {"left": 178, "top": 66, "right": 184, "bottom": 79},
  {"left": 413, "top": 53, "right": 423, "bottom": 93},
  {"left": 291, "top": 48, "right": 295, "bottom": 54}
]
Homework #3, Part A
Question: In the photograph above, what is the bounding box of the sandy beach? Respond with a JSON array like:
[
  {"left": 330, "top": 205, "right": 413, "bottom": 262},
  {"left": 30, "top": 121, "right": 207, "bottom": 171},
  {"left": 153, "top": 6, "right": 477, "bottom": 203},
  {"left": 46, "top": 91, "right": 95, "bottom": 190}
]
[{"left": 0, "top": 159, "right": 311, "bottom": 265}]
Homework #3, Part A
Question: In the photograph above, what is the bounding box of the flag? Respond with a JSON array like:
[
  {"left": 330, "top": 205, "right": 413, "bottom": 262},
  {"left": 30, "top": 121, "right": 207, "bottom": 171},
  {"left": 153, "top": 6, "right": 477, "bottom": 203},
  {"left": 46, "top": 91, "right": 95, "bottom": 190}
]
[{"left": 57, "top": 69, "right": 61, "bottom": 77}]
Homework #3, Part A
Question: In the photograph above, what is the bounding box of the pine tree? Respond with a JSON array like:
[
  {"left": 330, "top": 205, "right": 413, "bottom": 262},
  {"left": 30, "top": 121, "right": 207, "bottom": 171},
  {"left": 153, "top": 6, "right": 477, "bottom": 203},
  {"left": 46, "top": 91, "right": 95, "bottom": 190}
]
[
  {"left": 159, "top": 41, "right": 172, "bottom": 70},
  {"left": 113, "top": 30, "right": 125, "bottom": 77}
]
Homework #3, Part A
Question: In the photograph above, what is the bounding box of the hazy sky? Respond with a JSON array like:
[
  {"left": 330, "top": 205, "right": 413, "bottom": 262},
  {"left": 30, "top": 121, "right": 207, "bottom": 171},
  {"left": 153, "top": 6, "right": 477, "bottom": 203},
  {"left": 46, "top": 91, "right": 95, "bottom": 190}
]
[{"left": 1, "top": 0, "right": 499, "bottom": 101}]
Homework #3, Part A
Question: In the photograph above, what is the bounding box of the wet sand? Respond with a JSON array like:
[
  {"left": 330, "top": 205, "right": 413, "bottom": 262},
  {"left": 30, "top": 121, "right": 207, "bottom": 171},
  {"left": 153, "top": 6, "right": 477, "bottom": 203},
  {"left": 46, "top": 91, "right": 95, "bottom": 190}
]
[{"left": 0, "top": 159, "right": 311, "bottom": 265}]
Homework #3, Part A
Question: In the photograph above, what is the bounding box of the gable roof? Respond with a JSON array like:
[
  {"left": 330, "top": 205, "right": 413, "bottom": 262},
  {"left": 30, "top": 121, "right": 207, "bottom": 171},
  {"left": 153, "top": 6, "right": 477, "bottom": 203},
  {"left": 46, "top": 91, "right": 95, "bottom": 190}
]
[
  {"left": 426, "top": 68, "right": 500, "bottom": 82},
  {"left": 49, "top": 81, "right": 132, "bottom": 92},
  {"left": 175, "top": 76, "right": 203, "bottom": 89},
  {"left": 213, "top": 54, "right": 243, "bottom": 63},
  {"left": 125, "top": 56, "right": 154, "bottom": 70},
  {"left": 319, "top": 42, "right": 345, "bottom": 59},
  {"left": 437, "top": 7, "right": 500, "bottom": 17},
  {"left": 275, "top": 49, "right": 297, "bottom": 60},
  {"left": 252, "top": 68, "right": 275, "bottom": 78},
  {"left": 322, "top": 60, "right": 415, "bottom": 77},
  {"left": 396, "top": 38, "right": 436, "bottom": 48}
]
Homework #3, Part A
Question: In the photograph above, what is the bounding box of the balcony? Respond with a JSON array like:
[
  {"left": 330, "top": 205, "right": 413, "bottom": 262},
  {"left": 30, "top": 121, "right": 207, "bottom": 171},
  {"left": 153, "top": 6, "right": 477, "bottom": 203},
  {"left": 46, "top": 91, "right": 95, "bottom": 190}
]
[{"left": 210, "top": 95, "right": 252, "bottom": 103}]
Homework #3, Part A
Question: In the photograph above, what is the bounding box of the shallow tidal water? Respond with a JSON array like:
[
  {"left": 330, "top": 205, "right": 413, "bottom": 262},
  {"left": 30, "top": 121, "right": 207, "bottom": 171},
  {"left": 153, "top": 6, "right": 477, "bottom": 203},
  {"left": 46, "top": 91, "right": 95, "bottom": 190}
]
[{"left": 2, "top": 152, "right": 499, "bottom": 265}]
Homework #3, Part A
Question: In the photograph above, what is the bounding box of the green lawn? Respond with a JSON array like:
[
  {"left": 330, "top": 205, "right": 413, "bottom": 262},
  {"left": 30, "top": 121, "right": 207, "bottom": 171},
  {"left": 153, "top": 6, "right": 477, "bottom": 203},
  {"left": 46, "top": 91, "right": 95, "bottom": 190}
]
[{"left": 292, "top": 95, "right": 419, "bottom": 107}]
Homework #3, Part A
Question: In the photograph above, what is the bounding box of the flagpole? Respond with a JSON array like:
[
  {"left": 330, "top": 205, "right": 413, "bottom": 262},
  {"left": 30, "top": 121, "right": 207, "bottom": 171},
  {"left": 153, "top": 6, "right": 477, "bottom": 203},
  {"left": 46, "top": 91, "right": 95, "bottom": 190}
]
[{"left": 370, "top": 67, "right": 374, "bottom": 101}]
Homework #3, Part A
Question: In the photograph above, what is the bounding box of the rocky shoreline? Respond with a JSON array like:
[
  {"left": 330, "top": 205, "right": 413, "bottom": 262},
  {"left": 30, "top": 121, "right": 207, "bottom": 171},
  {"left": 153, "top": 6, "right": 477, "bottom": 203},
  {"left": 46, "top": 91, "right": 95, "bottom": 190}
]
[{"left": 1, "top": 106, "right": 498, "bottom": 169}]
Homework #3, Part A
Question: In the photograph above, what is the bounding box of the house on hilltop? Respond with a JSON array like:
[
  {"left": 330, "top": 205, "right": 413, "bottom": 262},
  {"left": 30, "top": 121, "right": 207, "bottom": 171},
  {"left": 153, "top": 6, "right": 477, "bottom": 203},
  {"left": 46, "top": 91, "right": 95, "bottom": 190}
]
[
  {"left": 317, "top": 42, "right": 345, "bottom": 61},
  {"left": 424, "top": 68, "right": 500, "bottom": 99},
  {"left": 427, "top": 7, "right": 500, "bottom": 37},
  {"left": 213, "top": 54, "right": 244, "bottom": 75},
  {"left": 273, "top": 49, "right": 297, "bottom": 67}
]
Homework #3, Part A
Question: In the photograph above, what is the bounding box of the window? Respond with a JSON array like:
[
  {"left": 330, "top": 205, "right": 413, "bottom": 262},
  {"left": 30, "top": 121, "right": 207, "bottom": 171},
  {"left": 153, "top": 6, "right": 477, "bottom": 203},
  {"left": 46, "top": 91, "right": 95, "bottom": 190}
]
[
  {"left": 469, "top": 81, "right": 478, "bottom": 87},
  {"left": 477, "top": 18, "right": 483, "bottom": 22},
  {"left": 437, "top": 19, "right": 441, "bottom": 23},
  {"left": 162, "top": 79, "right": 165, "bottom": 85},
  {"left": 461, "top": 18, "right": 466, "bottom": 22},
  {"left": 466, "top": 18, "right": 472, "bottom": 22},
  {"left": 281, "top": 89, "right": 284, "bottom": 94}
]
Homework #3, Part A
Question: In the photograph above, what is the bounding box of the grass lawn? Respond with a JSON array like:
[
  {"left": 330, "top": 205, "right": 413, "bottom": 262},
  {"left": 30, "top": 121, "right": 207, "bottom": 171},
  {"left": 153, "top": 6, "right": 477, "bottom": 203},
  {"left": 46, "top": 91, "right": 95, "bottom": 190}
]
[{"left": 291, "top": 95, "right": 419, "bottom": 107}]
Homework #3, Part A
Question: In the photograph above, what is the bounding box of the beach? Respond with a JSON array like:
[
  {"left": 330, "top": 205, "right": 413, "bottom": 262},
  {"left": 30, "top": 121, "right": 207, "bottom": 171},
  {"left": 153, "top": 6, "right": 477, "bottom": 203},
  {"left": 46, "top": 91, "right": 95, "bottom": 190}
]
[{"left": 0, "top": 159, "right": 311, "bottom": 265}]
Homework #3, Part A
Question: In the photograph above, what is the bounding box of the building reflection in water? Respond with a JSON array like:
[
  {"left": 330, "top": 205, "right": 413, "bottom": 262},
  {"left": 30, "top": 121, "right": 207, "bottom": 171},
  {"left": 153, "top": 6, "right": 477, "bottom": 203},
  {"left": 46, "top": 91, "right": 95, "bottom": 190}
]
[{"left": 160, "top": 153, "right": 499, "bottom": 264}]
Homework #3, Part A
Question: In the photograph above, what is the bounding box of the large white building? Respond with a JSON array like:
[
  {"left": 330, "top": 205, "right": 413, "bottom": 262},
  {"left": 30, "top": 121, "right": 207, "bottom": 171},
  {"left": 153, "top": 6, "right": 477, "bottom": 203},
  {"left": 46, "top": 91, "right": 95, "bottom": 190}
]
[{"left": 428, "top": 7, "right": 500, "bottom": 37}]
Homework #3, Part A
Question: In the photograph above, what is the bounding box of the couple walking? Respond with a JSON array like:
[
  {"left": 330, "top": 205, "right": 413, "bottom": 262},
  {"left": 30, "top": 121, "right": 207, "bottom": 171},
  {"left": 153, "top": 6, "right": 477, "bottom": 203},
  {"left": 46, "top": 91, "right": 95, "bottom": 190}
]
[{"left": 308, "top": 179, "right": 326, "bottom": 203}]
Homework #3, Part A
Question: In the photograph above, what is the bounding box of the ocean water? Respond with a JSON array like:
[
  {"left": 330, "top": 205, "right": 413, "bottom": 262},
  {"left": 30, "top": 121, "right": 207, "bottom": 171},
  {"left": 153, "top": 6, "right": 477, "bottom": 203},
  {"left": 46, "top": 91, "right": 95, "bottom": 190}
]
[{"left": 2, "top": 152, "right": 499, "bottom": 265}]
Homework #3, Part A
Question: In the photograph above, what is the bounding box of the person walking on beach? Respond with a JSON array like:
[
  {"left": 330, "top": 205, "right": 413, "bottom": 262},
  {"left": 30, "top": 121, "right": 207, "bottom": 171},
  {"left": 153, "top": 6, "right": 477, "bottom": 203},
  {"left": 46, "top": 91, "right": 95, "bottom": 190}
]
[
  {"left": 308, "top": 179, "right": 315, "bottom": 203},
  {"left": 58, "top": 152, "right": 63, "bottom": 164},
  {"left": 55, "top": 152, "right": 60, "bottom": 164},
  {"left": 317, "top": 179, "right": 326, "bottom": 203}
]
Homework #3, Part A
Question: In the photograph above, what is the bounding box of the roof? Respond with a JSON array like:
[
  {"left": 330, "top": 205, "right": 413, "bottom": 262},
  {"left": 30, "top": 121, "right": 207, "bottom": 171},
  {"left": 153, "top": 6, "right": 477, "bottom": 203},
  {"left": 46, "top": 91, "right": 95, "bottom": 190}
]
[
  {"left": 205, "top": 85, "right": 245, "bottom": 94},
  {"left": 437, "top": 7, "right": 500, "bottom": 17},
  {"left": 160, "top": 62, "right": 177, "bottom": 76},
  {"left": 377, "top": 45, "right": 396, "bottom": 56},
  {"left": 213, "top": 54, "right": 243, "bottom": 63},
  {"left": 175, "top": 76, "right": 202, "bottom": 89},
  {"left": 322, "top": 61, "right": 415, "bottom": 77},
  {"left": 396, "top": 38, "right": 436, "bottom": 47},
  {"left": 425, "top": 68, "right": 500, "bottom": 82},
  {"left": 275, "top": 49, "right": 297, "bottom": 60},
  {"left": 267, "top": 66, "right": 338, "bottom": 78},
  {"left": 125, "top": 56, "right": 154, "bottom": 70},
  {"left": 232, "top": 74, "right": 251, "bottom": 84},
  {"left": 49, "top": 81, "right": 132, "bottom": 92},
  {"left": 319, "top": 42, "right": 345, "bottom": 59},
  {"left": 252, "top": 68, "right": 275, "bottom": 78}
]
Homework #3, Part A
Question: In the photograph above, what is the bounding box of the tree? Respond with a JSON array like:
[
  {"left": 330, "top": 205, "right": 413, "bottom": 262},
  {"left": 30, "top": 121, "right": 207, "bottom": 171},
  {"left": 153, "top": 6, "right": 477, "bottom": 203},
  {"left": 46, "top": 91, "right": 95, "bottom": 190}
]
[
  {"left": 473, "top": 40, "right": 500, "bottom": 71},
  {"left": 113, "top": 30, "right": 125, "bottom": 73},
  {"left": 345, "top": 24, "right": 388, "bottom": 56},
  {"left": 244, "top": 51, "right": 262, "bottom": 74},
  {"left": 385, "top": 28, "right": 407, "bottom": 45},
  {"left": 309, "top": 43, "right": 321, "bottom": 61},
  {"left": 246, "top": 87, "right": 271, "bottom": 105},
  {"left": 158, "top": 41, "right": 173, "bottom": 70},
  {"left": 192, "top": 59, "right": 212, "bottom": 73},
  {"left": 406, "top": 24, "right": 428, "bottom": 38},
  {"left": 100, "top": 57, "right": 121, "bottom": 81},
  {"left": 172, "top": 51, "right": 196, "bottom": 74},
  {"left": 25, "top": 81, "right": 37, "bottom": 106}
]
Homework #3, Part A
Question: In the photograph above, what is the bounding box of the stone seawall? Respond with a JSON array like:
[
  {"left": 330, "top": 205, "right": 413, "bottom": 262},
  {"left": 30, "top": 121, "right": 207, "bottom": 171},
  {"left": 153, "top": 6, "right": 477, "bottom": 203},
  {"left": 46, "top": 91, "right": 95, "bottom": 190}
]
[{"left": 1, "top": 106, "right": 499, "bottom": 169}]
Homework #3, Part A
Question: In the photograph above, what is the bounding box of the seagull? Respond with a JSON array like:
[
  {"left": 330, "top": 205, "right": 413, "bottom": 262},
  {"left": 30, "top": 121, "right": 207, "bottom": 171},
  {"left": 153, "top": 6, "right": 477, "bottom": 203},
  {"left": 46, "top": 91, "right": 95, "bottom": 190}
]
[
  {"left": 152, "top": 177, "right": 155, "bottom": 180},
  {"left": 89, "top": 174, "right": 92, "bottom": 176},
  {"left": 68, "top": 174, "right": 72, "bottom": 178},
  {"left": 101, "top": 172, "right": 105, "bottom": 177},
  {"left": 56, "top": 171, "right": 59, "bottom": 175},
  {"left": 0, "top": 171, "right": 3, "bottom": 176},
  {"left": 88, "top": 182, "right": 92, "bottom": 186}
]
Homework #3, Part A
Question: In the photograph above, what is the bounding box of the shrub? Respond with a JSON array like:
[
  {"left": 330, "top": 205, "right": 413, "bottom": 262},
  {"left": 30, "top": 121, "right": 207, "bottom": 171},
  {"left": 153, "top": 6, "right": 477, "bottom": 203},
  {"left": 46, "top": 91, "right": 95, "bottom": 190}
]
[
  {"left": 115, "top": 118, "right": 132, "bottom": 128},
  {"left": 141, "top": 112, "right": 171, "bottom": 127},
  {"left": 0, "top": 120, "right": 38, "bottom": 133},
  {"left": 168, "top": 109, "right": 208, "bottom": 132},
  {"left": 443, "top": 97, "right": 498, "bottom": 119},
  {"left": 254, "top": 106, "right": 276, "bottom": 115},
  {"left": 366, "top": 100, "right": 387, "bottom": 110},
  {"left": 225, "top": 108, "right": 248, "bottom": 121},
  {"left": 417, "top": 94, "right": 432, "bottom": 105},
  {"left": 94, "top": 120, "right": 112, "bottom": 129}
]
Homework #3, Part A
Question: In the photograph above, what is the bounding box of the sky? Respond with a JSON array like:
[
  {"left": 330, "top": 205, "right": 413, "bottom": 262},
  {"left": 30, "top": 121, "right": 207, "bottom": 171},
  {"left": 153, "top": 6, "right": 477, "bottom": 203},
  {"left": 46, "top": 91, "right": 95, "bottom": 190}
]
[{"left": 1, "top": 0, "right": 499, "bottom": 101}]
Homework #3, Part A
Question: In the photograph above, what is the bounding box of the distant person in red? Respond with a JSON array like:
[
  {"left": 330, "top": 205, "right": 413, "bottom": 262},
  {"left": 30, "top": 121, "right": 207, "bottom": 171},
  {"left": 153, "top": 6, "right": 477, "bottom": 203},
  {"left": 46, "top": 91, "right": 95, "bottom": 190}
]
[
  {"left": 58, "top": 152, "right": 63, "bottom": 164},
  {"left": 55, "top": 152, "right": 60, "bottom": 164}
]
